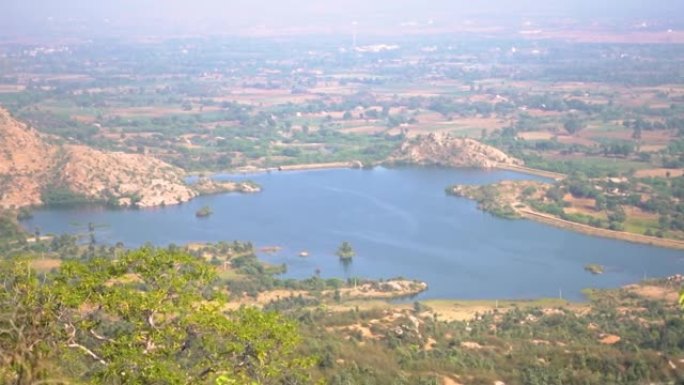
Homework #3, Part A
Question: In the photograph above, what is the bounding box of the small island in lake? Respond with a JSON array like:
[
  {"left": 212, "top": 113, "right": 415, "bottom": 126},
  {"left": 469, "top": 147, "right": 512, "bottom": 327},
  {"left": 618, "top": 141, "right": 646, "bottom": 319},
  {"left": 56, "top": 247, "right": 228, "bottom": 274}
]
[
  {"left": 584, "top": 264, "right": 605, "bottom": 275},
  {"left": 195, "top": 206, "right": 213, "bottom": 218}
]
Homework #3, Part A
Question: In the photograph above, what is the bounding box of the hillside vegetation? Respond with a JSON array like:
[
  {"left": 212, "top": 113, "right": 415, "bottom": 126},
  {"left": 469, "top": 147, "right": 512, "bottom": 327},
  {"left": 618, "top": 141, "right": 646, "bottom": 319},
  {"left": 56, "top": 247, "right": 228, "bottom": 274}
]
[{"left": 1, "top": 229, "right": 683, "bottom": 385}]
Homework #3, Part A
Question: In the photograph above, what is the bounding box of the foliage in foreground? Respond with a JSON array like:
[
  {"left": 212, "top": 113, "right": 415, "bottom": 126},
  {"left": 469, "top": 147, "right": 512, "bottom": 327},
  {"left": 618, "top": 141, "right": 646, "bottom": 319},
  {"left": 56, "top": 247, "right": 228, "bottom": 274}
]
[{"left": 0, "top": 249, "right": 311, "bottom": 385}]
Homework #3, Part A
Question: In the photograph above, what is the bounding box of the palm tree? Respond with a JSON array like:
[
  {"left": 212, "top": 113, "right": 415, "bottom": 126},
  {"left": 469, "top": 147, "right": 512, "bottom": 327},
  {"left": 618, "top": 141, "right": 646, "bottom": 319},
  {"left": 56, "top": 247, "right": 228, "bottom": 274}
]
[{"left": 336, "top": 241, "right": 355, "bottom": 260}]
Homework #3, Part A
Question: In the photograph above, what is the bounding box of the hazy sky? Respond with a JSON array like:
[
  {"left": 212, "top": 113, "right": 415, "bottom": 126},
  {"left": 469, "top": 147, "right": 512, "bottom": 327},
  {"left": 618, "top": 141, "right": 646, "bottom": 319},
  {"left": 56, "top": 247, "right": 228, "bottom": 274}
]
[{"left": 3, "top": 0, "right": 683, "bottom": 38}]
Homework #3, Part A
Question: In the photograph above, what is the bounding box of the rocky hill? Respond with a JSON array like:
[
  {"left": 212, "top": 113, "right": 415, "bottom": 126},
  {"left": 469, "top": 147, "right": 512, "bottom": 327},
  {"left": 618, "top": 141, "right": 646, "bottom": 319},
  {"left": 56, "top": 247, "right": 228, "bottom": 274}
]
[
  {"left": 386, "top": 133, "right": 523, "bottom": 169},
  {"left": 59, "top": 145, "right": 197, "bottom": 207},
  {"left": 0, "top": 108, "right": 205, "bottom": 208},
  {"left": 0, "top": 109, "right": 58, "bottom": 208}
]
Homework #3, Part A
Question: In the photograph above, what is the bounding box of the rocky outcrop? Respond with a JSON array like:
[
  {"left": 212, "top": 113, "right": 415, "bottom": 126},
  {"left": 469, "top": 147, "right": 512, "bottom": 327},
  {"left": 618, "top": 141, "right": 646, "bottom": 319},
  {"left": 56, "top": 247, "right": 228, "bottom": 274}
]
[
  {"left": 59, "top": 145, "right": 197, "bottom": 207},
  {"left": 0, "top": 109, "right": 57, "bottom": 208},
  {"left": 192, "top": 177, "right": 261, "bottom": 195},
  {"left": 0, "top": 108, "right": 195, "bottom": 208},
  {"left": 386, "top": 133, "right": 523, "bottom": 169}
]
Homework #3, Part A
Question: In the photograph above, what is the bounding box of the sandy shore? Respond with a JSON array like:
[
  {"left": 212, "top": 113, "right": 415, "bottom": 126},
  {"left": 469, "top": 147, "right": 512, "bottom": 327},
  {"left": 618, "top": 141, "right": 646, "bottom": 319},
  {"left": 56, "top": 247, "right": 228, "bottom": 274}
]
[{"left": 520, "top": 209, "right": 684, "bottom": 250}]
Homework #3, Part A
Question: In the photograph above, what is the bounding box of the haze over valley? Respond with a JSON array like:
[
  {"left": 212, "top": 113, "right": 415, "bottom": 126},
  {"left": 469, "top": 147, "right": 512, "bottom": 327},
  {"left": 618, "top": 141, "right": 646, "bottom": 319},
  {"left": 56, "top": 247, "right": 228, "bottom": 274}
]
[{"left": 1, "top": 1, "right": 684, "bottom": 384}]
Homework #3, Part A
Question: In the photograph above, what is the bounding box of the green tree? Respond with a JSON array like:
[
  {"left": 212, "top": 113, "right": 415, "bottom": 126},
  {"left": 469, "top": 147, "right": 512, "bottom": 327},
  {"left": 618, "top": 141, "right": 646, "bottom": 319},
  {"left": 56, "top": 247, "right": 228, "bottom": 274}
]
[
  {"left": 59, "top": 248, "right": 311, "bottom": 384},
  {"left": 1, "top": 249, "right": 311, "bottom": 385},
  {"left": 335, "top": 241, "right": 356, "bottom": 260},
  {"left": 0, "top": 258, "right": 65, "bottom": 385},
  {"left": 563, "top": 116, "right": 586, "bottom": 135}
]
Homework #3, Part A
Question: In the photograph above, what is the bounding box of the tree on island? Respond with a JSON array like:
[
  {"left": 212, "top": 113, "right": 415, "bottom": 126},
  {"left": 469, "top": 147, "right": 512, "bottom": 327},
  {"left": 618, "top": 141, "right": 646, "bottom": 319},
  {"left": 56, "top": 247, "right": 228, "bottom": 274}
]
[
  {"left": 336, "top": 241, "right": 356, "bottom": 260},
  {"left": 195, "top": 205, "right": 213, "bottom": 218}
]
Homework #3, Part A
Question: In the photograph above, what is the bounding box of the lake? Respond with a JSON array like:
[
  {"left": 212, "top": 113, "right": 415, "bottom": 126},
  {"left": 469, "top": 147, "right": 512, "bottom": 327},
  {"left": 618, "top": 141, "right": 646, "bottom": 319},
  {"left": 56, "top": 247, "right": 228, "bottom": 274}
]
[{"left": 22, "top": 167, "right": 684, "bottom": 301}]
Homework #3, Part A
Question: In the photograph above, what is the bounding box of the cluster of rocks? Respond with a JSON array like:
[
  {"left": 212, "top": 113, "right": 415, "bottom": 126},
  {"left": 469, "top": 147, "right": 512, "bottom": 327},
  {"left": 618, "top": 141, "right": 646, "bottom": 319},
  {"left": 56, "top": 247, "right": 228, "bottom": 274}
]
[{"left": 386, "top": 133, "right": 523, "bottom": 169}]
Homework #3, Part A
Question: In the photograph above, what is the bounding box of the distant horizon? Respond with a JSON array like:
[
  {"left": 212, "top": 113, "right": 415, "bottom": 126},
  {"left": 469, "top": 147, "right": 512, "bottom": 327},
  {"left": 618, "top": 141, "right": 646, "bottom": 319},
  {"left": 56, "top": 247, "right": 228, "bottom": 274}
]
[{"left": 3, "top": 0, "right": 684, "bottom": 40}]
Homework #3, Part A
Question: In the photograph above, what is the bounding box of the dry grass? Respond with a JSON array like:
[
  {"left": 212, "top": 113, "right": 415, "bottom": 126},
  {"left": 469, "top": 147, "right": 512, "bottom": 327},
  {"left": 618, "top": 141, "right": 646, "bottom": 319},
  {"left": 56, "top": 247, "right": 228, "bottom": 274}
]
[
  {"left": 71, "top": 114, "right": 97, "bottom": 124},
  {"left": 585, "top": 128, "right": 673, "bottom": 144},
  {"left": 30, "top": 258, "right": 62, "bottom": 272},
  {"left": 625, "top": 284, "right": 679, "bottom": 303},
  {"left": 557, "top": 134, "right": 598, "bottom": 147},
  {"left": 441, "top": 375, "right": 464, "bottom": 385},
  {"left": 639, "top": 144, "right": 668, "bottom": 153},
  {"left": 225, "top": 290, "right": 312, "bottom": 310},
  {"left": 0, "top": 84, "right": 25, "bottom": 93},
  {"left": 634, "top": 168, "right": 684, "bottom": 178},
  {"left": 563, "top": 194, "right": 599, "bottom": 214},
  {"left": 599, "top": 335, "right": 621, "bottom": 345},
  {"left": 418, "top": 298, "right": 577, "bottom": 322},
  {"left": 339, "top": 125, "right": 386, "bottom": 134},
  {"left": 518, "top": 131, "right": 555, "bottom": 140}
]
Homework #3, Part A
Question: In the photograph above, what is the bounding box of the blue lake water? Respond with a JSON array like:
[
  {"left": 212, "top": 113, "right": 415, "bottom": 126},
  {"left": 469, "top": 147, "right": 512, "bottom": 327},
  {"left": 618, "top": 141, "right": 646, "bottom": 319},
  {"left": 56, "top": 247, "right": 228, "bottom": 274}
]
[{"left": 22, "top": 167, "right": 684, "bottom": 301}]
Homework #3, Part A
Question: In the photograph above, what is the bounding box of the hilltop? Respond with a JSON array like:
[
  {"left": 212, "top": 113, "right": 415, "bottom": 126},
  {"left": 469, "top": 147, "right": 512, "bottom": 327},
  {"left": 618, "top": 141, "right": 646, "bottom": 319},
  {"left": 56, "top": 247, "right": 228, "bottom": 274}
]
[
  {"left": 386, "top": 133, "right": 523, "bottom": 169},
  {"left": 0, "top": 109, "right": 254, "bottom": 209}
]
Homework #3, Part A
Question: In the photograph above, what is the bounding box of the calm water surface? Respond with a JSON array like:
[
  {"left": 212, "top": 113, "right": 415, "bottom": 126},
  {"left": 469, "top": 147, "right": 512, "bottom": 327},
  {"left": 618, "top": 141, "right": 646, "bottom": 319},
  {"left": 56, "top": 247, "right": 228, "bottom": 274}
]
[{"left": 22, "top": 167, "right": 684, "bottom": 300}]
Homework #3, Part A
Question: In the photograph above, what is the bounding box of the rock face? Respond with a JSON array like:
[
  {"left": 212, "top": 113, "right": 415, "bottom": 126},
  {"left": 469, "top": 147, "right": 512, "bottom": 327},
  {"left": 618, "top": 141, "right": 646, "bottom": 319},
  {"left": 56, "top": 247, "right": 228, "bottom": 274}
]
[
  {"left": 387, "top": 133, "right": 523, "bottom": 169},
  {"left": 0, "top": 108, "right": 196, "bottom": 208},
  {"left": 60, "top": 145, "right": 197, "bottom": 207},
  {"left": 0, "top": 109, "right": 56, "bottom": 208}
]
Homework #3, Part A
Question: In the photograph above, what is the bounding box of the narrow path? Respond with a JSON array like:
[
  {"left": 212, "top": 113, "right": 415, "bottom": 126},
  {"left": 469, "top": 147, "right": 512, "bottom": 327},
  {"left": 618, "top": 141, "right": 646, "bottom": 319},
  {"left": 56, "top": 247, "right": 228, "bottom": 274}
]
[{"left": 520, "top": 209, "right": 684, "bottom": 250}]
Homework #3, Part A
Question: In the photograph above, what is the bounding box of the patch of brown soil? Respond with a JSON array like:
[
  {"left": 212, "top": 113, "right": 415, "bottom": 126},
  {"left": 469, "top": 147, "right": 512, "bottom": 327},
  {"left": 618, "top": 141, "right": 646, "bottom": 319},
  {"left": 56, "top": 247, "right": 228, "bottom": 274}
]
[
  {"left": 256, "top": 290, "right": 311, "bottom": 304},
  {"left": 518, "top": 131, "right": 555, "bottom": 141},
  {"left": 30, "top": 259, "right": 62, "bottom": 272},
  {"left": 347, "top": 324, "right": 377, "bottom": 339},
  {"left": 339, "top": 125, "right": 386, "bottom": 135},
  {"left": 599, "top": 334, "right": 621, "bottom": 345},
  {"left": 460, "top": 341, "right": 484, "bottom": 350},
  {"left": 585, "top": 128, "right": 673, "bottom": 144},
  {"left": 623, "top": 206, "right": 658, "bottom": 221},
  {"left": 0, "top": 85, "right": 26, "bottom": 93},
  {"left": 639, "top": 145, "right": 668, "bottom": 153},
  {"left": 563, "top": 194, "right": 597, "bottom": 212},
  {"left": 556, "top": 135, "right": 598, "bottom": 147},
  {"left": 441, "top": 376, "right": 464, "bottom": 385},
  {"left": 634, "top": 168, "right": 684, "bottom": 178},
  {"left": 625, "top": 284, "right": 679, "bottom": 303},
  {"left": 424, "top": 337, "right": 437, "bottom": 351}
]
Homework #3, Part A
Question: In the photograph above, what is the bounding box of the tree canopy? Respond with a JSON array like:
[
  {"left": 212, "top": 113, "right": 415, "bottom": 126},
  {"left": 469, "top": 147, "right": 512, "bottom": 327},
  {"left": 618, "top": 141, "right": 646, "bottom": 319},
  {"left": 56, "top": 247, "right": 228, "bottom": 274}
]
[{"left": 0, "top": 248, "right": 311, "bottom": 385}]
